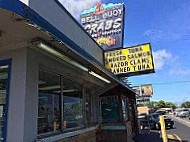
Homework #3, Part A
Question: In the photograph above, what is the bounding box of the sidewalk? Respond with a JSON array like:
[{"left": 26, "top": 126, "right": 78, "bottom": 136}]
[{"left": 133, "top": 130, "right": 162, "bottom": 142}]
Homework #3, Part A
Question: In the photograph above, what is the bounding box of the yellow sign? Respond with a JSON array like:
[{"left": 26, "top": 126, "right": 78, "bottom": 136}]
[
  {"left": 104, "top": 43, "right": 155, "bottom": 76},
  {"left": 96, "top": 37, "right": 116, "bottom": 46}
]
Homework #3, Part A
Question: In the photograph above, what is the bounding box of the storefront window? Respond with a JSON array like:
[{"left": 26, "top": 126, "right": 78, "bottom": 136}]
[
  {"left": 63, "top": 92, "right": 84, "bottom": 129},
  {"left": 38, "top": 70, "right": 85, "bottom": 134},
  {"left": 38, "top": 70, "right": 61, "bottom": 134},
  {"left": 122, "top": 97, "right": 128, "bottom": 121},
  {"left": 0, "top": 64, "right": 10, "bottom": 141},
  {"left": 85, "top": 92, "right": 92, "bottom": 126},
  {"left": 62, "top": 78, "right": 84, "bottom": 130},
  {"left": 101, "top": 96, "right": 119, "bottom": 123}
]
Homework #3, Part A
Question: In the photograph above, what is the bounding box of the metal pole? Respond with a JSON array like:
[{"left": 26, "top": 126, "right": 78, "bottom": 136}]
[
  {"left": 160, "top": 116, "right": 168, "bottom": 142},
  {"left": 60, "top": 76, "right": 64, "bottom": 131}
]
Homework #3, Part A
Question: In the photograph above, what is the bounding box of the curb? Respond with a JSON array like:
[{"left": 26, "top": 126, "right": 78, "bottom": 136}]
[{"left": 169, "top": 115, "right": 190, "bottom": 128}]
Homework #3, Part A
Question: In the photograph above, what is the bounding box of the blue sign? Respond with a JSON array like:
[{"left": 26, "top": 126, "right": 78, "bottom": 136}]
[{"left": 80, "top": 3, "right": 125, "bottom": 51}]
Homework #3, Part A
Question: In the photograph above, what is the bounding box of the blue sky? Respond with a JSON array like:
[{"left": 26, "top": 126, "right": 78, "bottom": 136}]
[{"left": 59, "top": 0, "right": 190, "bottom": 104}]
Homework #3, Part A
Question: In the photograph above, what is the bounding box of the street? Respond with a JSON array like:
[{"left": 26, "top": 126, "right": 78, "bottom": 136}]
[
  {"left": 134, "top": 119, "right": 190, "bottom": 142},
  {"left": 167, "top": 120, "right": 190, "bottom": 142}
]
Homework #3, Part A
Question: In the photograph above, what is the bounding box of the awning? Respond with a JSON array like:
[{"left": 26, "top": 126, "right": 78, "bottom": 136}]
[{"left": 0, "top": 0, "right": 135, "bottom": 94}]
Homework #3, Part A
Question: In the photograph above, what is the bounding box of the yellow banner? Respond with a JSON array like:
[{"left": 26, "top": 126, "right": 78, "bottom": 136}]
[{"left": 104, "top": 43, "right": 154, "bottom": 76}]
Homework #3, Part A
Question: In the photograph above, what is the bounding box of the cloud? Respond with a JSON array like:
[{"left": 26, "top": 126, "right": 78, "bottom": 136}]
[
  {"left": 144, "top": 29, "right": 184, "bottom": 42},
  {"left": 144, "top": 3, "right": 190, "bottom": 42},
  {"left": 144, "top": 29, "right": 164, "bottom": 40},
  {"left": 169, "top": 69, "right": 190, "bottom": 76},
  {"left": 168, "top": 55, "right": 190, "bottom": 76},
  {"left": 58, "top": 0, "right": 102, "bottom": 20},
  {"left": 153, "top": 49, "right": 172, "bottom": 70}
]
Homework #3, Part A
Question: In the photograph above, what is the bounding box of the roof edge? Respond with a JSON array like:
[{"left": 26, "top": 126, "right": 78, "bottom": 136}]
[{"left": 0, "top": 0, "right": 135, "bottom": 94}]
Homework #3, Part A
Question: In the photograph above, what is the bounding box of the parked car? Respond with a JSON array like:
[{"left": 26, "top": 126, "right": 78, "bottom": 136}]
[
  {"left": 149, "top": 113, "right": 174, "bottom": 130},
  {"left": 155, "top": 110, "right": 166, "bottom": 115},
  {"left": 176, "top": 109, "right": 189, "bottom": 118},
  {"left": 138, "top": 113, "right": 147, "bottom": 119},
  {"left": 174, "top": 108, "right": 183, "bottom": 116},
  {"left": 138, "top": 114, "right": 154, "bottom": 129}
]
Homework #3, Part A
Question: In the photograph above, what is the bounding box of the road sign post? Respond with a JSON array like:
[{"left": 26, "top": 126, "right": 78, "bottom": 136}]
[{"left": 160, "top": 115, "right": 168, "bottom": 142}]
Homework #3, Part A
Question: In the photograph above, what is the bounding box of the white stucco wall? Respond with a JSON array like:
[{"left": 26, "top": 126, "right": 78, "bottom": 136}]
[
  {"left": 0, "top": 48, "right": 27, "bottom": 142},
  {"left": 0, "top": 46, "right": 106, "bottom": 141},
  {"left": 19, "top": 0, "right": 103, "bottom": 64}
]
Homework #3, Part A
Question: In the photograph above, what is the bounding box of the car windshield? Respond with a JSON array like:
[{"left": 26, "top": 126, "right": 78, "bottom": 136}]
[
  {"left": 164, "top": 116, "right": 169, "bottom": 119},
  {"left": 152, "top": 114, "right": 159, "bottom": 119}
]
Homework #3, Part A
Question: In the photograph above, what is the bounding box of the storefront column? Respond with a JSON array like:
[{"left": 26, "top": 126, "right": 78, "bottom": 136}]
[
  {"left": 23, "top": 48, "right": 39, "bottom": 141},
  {"left": 5, "top": 48, "right": 27, "bottom": 142}
]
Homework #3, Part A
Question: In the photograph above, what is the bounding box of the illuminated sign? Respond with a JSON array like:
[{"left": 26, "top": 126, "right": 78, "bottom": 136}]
[
  {"left": 104, "top": 43, "right": 155, "bottom": 76},
  {"left": 133, "top": 84, "right": 153, "bottom": 97},
  {"left": 80, "top": 3, "right": 125, "bottom": 50}
]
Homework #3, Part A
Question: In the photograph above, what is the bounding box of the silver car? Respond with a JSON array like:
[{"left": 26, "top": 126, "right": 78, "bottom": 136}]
[{"left": 177, "top": 109, "right": 190, "bottom": 117}]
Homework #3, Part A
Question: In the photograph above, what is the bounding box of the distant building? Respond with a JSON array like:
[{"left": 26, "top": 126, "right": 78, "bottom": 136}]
[
  {"left": 136, "top": 96, "right": 151, "bottom": 104},
  {"left": 137, "top": 107, "right": 149, "bottom": 114},
  {"left": 133, "top": 84, "right": 153, "bottom": 105}
]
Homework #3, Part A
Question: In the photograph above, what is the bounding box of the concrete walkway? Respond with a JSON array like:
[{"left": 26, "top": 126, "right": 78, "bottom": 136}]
[{"left": 133, "top": 130, "right": 162, "bottom": 142}]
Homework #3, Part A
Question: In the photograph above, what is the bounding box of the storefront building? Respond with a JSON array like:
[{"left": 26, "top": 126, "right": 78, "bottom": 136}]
[{"left": 0, "top": 0, "right": 137, "bottom": 142}]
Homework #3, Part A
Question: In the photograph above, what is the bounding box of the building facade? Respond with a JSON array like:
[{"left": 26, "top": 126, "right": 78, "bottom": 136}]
[{"left": 0, "top": 0, "right": 137, "bottom": 141}]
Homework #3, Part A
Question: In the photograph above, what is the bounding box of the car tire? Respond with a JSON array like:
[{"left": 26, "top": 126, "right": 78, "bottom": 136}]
[{"left": 170, "top": 125, "right": 174, "bottom": 129}]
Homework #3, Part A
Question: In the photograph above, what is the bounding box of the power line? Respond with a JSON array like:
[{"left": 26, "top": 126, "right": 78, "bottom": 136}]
[
  {"left": 153, "top": 81, "right": 190, "bottom": 86},
  {"left": 131, "top": 81, "right": 190, "bottom": 87}
]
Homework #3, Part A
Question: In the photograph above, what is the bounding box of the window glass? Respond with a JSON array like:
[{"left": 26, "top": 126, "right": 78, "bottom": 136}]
[
  {"left": 38, "top": 70, "right": 61, "bottom": 134},
  {"left": 85, "top": 92, "right": 92, "bottom": 126},
  {"left": 101, "top": 96, "right": 119, "bottom": 123},
  {"left": 38, "top": 69, "right": 87, "bottom": 134},
  {"left": 122, "top": 97, "right": 128, "bottom": 121},
  {"left": 62, "top": 78, "right": 84, "bottom": 130},
  {"left": 0, "top": 65, "right": 9, "bottom": 141}
]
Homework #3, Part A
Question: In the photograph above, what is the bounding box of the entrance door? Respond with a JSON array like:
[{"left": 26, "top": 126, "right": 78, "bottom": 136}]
[{"left": 0, "top": 60, "right": 11, "bottom": 142}]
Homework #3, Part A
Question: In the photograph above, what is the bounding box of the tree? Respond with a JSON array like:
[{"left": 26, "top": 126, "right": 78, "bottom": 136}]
[
  {"left": 181, "top": 101, "right": 190, "bottom": 108},
  {"left": 165, "top": 102, "right": 177, "bottom": 109},
  {"left": 137, "top": 103, "right": 145, "bottom": 107},
  {"left": 156, "top": 100, "right": 166, "bottom": 109},
  {"left": 146, "top": 101, "right": 156, "bottom": 108}
]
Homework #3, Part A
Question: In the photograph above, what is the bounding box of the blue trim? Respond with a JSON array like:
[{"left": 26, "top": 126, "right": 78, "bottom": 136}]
[
  {"left": 101, "top": 125, "right": 126, "bottom": 130},
  {"left": 0, "top": 0, "right": 96, "bottom": 62},
  {"left": 0, "top": 0, "right": 134, "bottom": 92},
  {"left": 0, "top": 59, "right": 12, "bottom": 142}
]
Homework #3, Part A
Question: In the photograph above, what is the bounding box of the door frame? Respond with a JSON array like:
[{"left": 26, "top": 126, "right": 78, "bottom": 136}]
[{"left": 0, "top": 59, "right": 11, "bottom": 142}]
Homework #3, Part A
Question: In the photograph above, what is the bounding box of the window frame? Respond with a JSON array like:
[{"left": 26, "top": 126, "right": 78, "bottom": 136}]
[
  {"left": 37, "top": 68, "right": 88, "bottom": 136},
  {"left": 0, "top": 59, "right": 12, "bottom": 142}
]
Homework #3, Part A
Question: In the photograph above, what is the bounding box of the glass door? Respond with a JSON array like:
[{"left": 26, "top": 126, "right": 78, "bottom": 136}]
[{"left": 0, "top": 60, "right": 11, "bottom": 142}]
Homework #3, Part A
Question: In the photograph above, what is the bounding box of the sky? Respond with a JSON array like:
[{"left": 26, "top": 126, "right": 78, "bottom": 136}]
[{"left": 58, "top": 0, "right": 190, "bottom": 104}]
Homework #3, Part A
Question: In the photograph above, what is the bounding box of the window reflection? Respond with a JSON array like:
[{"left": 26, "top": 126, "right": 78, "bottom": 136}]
[
  {"left": 38, "top": 70, "right": 85, "bottom": 134},
  {"left": 122, "top": 97, "right": 128, "bottom": 121},
  {"left": 38, "top": 70, "right": 61, "bottom": 134},
  {"left": 101, "top": 96, "right": 119, "bottom": 123},
  {"left": 0, "top": 65, "right": 9, "bottom": 141},
  {"left": 63, "top": 91, "right": 84, "bottom": 129}
]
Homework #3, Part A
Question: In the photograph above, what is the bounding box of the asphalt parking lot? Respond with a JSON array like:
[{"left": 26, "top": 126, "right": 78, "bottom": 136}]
[{"left": 134, "top": 116, "right": 190, "bottom": 142}]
